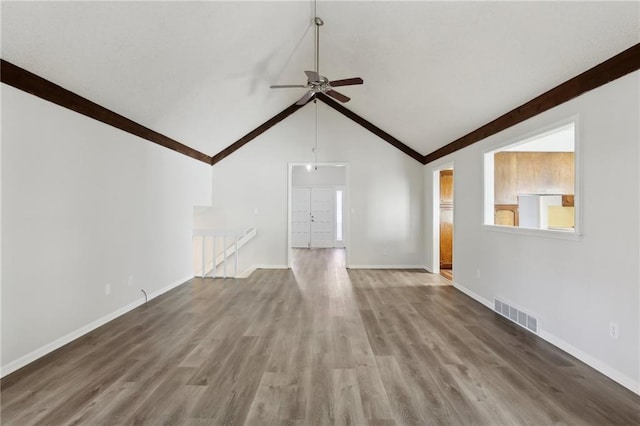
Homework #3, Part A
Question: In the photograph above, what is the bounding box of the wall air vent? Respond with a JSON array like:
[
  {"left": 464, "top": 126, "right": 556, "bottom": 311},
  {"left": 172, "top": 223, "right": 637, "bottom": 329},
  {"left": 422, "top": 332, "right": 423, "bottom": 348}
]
[{"left": 494, "top": 297, "right": 539, "bottom": 334}]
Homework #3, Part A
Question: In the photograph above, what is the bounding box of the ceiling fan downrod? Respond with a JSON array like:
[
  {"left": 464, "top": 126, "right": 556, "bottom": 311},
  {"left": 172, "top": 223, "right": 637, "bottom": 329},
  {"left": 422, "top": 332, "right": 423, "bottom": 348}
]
[
  {"left": 314, "top": 16, "right": 323, "bottom": 77},
  {"left": 268, "top": 10, "right": 363, "bottom": 106}
]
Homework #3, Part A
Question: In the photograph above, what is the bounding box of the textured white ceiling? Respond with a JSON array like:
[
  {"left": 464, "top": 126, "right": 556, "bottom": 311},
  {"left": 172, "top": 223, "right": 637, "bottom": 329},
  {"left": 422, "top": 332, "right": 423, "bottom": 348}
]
[{"left": 2, "top": 1, "right": 638, "bottom": 158}]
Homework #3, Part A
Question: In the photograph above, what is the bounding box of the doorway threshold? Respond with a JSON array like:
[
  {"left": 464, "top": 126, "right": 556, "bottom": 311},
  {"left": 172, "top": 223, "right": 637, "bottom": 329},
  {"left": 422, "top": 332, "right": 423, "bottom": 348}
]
[{"left": 439, "top": 269, "right": 453, "bottom": 281}]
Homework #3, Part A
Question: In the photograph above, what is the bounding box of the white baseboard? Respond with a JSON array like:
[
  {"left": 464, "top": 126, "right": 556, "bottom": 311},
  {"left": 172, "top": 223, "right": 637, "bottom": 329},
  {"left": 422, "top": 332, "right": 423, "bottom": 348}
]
[
  {"left": 239, "top": 264, "right": 288, "bottom": 278},
  {"left": 0, "top": 274, "right": 193, "bottom": 378},
  {"left": 452, "top": 281, "right": 640, "bottom": 396},
  {"left": 146, "top": 273, "right": 193, "bottom": 300},
  {"left": 452, "top": 281, "right": 493, "bottom": 309},
  {"left": 240, "top": 264, "right": 428, "bottom": 277},
  {"left": 538, "top": 330, "right": 640, "bottom": 395},
  {"left": 347, "top": 265, "right": 428, "bottom": 270}
]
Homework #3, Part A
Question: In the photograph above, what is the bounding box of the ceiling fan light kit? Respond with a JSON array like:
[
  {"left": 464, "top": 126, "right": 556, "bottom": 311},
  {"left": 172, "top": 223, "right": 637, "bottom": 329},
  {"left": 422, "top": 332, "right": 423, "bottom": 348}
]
[{"left": 270, "top": 14, "right": 363, "bottom": 106}]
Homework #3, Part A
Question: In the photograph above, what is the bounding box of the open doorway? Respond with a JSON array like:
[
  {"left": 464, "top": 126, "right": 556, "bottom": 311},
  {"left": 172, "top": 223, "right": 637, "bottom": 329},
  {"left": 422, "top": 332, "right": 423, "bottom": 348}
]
[
  {"left": 287, "top": 163, "right": 349, "bottom": 268},
  {"left": 432, "top": 164, "right": 454, "bottom": 282},
  {"left": 439, "top": 170, "right": 454, "bottom": 280}
]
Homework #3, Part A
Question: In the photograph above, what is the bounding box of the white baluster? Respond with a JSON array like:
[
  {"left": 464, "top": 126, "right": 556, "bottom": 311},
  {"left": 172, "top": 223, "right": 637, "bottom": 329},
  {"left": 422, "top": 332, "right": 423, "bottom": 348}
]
[
  {"left": 211, "top": 236, "right": 216, "bottom": 278},
  {"left": 234, "top": 236, "right": 239, "bottom": 278},
  {"left": 201, "top": 236, "right": 205, "bottom": 278},
  {"left": 223, "top": 236, "right": 228, "bottom": 278}
]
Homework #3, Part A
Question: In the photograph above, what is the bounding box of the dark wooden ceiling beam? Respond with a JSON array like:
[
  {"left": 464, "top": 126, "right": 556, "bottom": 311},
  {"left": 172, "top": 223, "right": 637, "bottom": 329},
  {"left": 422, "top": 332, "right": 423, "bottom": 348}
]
[
  {"left": 5, "top": 41, "right": 638, "bottom": 169},
  {"left": 1, "top": 59, "right": 212, "bottom": 165},
  {"left": 423, "top": 42, "right": 640, "bottom": 164},
  {"left": 316, "top": 93, "right": 425, "bottom": 164},
  {"left": 210, "top": 100, "right": 308, "bottom": 165}
]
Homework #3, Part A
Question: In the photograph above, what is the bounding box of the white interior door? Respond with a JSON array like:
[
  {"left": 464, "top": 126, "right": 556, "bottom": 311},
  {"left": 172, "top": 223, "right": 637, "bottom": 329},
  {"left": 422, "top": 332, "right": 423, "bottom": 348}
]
[
  {"left": 291, "top": 187, "right": 336, "bottom": 248},
  {"left": 310, "top": 188, "right": 334, "bottom": 248},
  {"left": 291, "top": 187, "right": 311, "bottom": 248}
]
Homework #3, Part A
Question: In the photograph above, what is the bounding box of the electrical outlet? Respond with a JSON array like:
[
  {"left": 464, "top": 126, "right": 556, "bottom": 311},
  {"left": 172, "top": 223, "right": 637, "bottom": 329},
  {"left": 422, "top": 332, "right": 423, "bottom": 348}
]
[
  {"left": 609, "top": 322, "right": 619, "bottom": 339},
  {"left": 476, "top": 269, "right": 481, "bottom": 278},
  {"left": 128, "top": 276, "right": 133, "bottom": 287},
  {"left": 105, "top": 283, "right": 111, "bottom": 296}
]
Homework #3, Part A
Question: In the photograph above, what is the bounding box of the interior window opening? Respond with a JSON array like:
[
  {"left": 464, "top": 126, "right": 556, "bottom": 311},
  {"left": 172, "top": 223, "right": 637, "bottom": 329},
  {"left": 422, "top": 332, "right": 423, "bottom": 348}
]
[{"left": 485, "top": 122, "right": 577, "bottom": 233}]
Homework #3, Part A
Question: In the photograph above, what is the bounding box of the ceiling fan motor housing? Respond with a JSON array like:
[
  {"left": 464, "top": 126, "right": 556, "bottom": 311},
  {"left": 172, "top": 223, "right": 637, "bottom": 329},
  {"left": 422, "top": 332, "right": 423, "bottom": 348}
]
[{"left": 309, "top": 76, "right": 330, "bottom": 92}]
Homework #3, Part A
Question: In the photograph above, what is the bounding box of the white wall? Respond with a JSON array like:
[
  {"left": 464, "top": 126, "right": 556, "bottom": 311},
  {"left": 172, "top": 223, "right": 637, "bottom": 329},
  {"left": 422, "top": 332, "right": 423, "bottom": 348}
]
[
  {"left": 196, "top": 102, "right": 424, "bottom": 272},
  {"left": 425, "top": 71, "right": 640, "bottom": 393},
  {"left": 292, "top": 164, "right": 346, "bottom": 187},
  {"left": 1, "top": 84, "right": 211, "bottom": 376}
]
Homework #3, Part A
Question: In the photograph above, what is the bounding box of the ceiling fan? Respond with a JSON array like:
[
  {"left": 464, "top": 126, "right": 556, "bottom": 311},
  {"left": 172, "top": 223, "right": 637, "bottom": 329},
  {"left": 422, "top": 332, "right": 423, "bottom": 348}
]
[{"left": 270, "top": 16, "right": 363, "bottom": 105}]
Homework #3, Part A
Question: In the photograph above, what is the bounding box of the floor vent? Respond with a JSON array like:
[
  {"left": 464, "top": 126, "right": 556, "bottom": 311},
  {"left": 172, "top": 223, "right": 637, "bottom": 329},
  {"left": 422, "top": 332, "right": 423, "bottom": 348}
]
[{"left": 494, "top": 298, "right": 539, "bottom": 334}]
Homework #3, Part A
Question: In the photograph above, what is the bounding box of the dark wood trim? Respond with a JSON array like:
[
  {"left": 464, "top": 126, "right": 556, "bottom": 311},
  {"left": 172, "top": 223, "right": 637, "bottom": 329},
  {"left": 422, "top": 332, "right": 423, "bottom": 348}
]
[
  {"left": 316, "top": 93, "right": 425, "bottom": 164},
  {"left": 424, "top": 43, "right": 640, "bottom": 164},
  {"left": 6, "top": 41, "right": 637, "bottom": 169},
  {"left": 1, "top": 59, "right": 212, "bottom": 165},
  {"left": 210, "top": 100, "right": 308, "bottom": 165}
]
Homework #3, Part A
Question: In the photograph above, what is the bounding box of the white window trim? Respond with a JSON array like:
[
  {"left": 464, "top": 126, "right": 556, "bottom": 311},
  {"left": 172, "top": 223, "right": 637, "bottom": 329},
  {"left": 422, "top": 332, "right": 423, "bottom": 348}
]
[{"left": 482, "top": 115, "right": 583, "bottom": 241}]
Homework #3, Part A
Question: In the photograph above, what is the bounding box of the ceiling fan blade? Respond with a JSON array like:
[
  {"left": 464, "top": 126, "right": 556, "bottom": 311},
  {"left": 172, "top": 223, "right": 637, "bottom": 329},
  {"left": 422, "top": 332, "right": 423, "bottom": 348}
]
[
  {"left": 270, "top": 84, "right": 307, "bottom": 89},
  {"left": 296, "top": 90, "right": 316, "bottom": 105},
  {"left": 329, "top": 77, "right": 363, "bottom": 87},
  {"left": 305, "top": 70, "right": 320, "bottom": 82},
  {"left": 325, "top": 90, "right": 350, "bottom": 103}
]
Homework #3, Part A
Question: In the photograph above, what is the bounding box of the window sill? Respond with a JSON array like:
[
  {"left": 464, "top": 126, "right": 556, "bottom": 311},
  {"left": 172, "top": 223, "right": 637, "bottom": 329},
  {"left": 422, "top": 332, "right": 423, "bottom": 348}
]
[{"left": 483, "top": 224, "right": 582, "bottom": 241}]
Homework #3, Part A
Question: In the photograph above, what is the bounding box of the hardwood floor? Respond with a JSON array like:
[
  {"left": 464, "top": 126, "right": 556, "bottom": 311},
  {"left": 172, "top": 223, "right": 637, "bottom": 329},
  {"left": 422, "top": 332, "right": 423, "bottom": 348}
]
[
  {"left": 439, "top": 268, "right": 453, "bottom": 282},
  {"left": 1, "top": 248, "right": 638, "bottom": 425}
]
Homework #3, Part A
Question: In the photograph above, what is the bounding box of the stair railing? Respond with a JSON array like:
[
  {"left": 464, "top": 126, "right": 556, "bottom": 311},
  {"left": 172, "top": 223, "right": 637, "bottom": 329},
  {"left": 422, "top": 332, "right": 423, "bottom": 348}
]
[{"left": 192, "top": 228, "right": 256, "bottom": 278}]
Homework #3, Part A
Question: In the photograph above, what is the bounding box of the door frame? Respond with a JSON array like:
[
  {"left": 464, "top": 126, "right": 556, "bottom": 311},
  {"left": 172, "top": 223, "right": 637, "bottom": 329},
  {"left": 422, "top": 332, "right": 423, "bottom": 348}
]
[
  {"left": 287, "top": 162, "right": 350, "bottom": 268},
  {"left": 431, "top": 161, "right": 454, "bottom": 275}
]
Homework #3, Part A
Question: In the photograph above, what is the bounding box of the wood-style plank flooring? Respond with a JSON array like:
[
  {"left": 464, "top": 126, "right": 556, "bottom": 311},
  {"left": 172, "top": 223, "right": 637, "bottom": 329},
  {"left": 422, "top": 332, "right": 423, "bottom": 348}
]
[
  {"left": 2, "top": 249, "right": 638, "bottom": 425},
  {"left": 439, "top": 269, "right": 453, "bottom": 282}
]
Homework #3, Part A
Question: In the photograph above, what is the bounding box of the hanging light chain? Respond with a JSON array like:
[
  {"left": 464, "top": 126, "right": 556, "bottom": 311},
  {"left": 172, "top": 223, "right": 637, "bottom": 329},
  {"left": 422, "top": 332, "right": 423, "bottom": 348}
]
[{"left": 314, "top": 98, "right": 318, "bottom": 170}]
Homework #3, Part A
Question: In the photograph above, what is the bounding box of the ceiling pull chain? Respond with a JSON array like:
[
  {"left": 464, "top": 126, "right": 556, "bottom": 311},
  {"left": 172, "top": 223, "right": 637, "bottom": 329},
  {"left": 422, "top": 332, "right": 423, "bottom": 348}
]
[{"left": 314, "top": 97, "right": 318, "bottom": 170}]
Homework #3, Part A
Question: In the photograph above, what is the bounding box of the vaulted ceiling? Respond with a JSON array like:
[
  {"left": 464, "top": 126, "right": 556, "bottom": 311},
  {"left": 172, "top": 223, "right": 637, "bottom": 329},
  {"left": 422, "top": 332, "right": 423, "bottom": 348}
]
[{"left": 2, "top": 1, "right": 639, "bottom": 159}]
